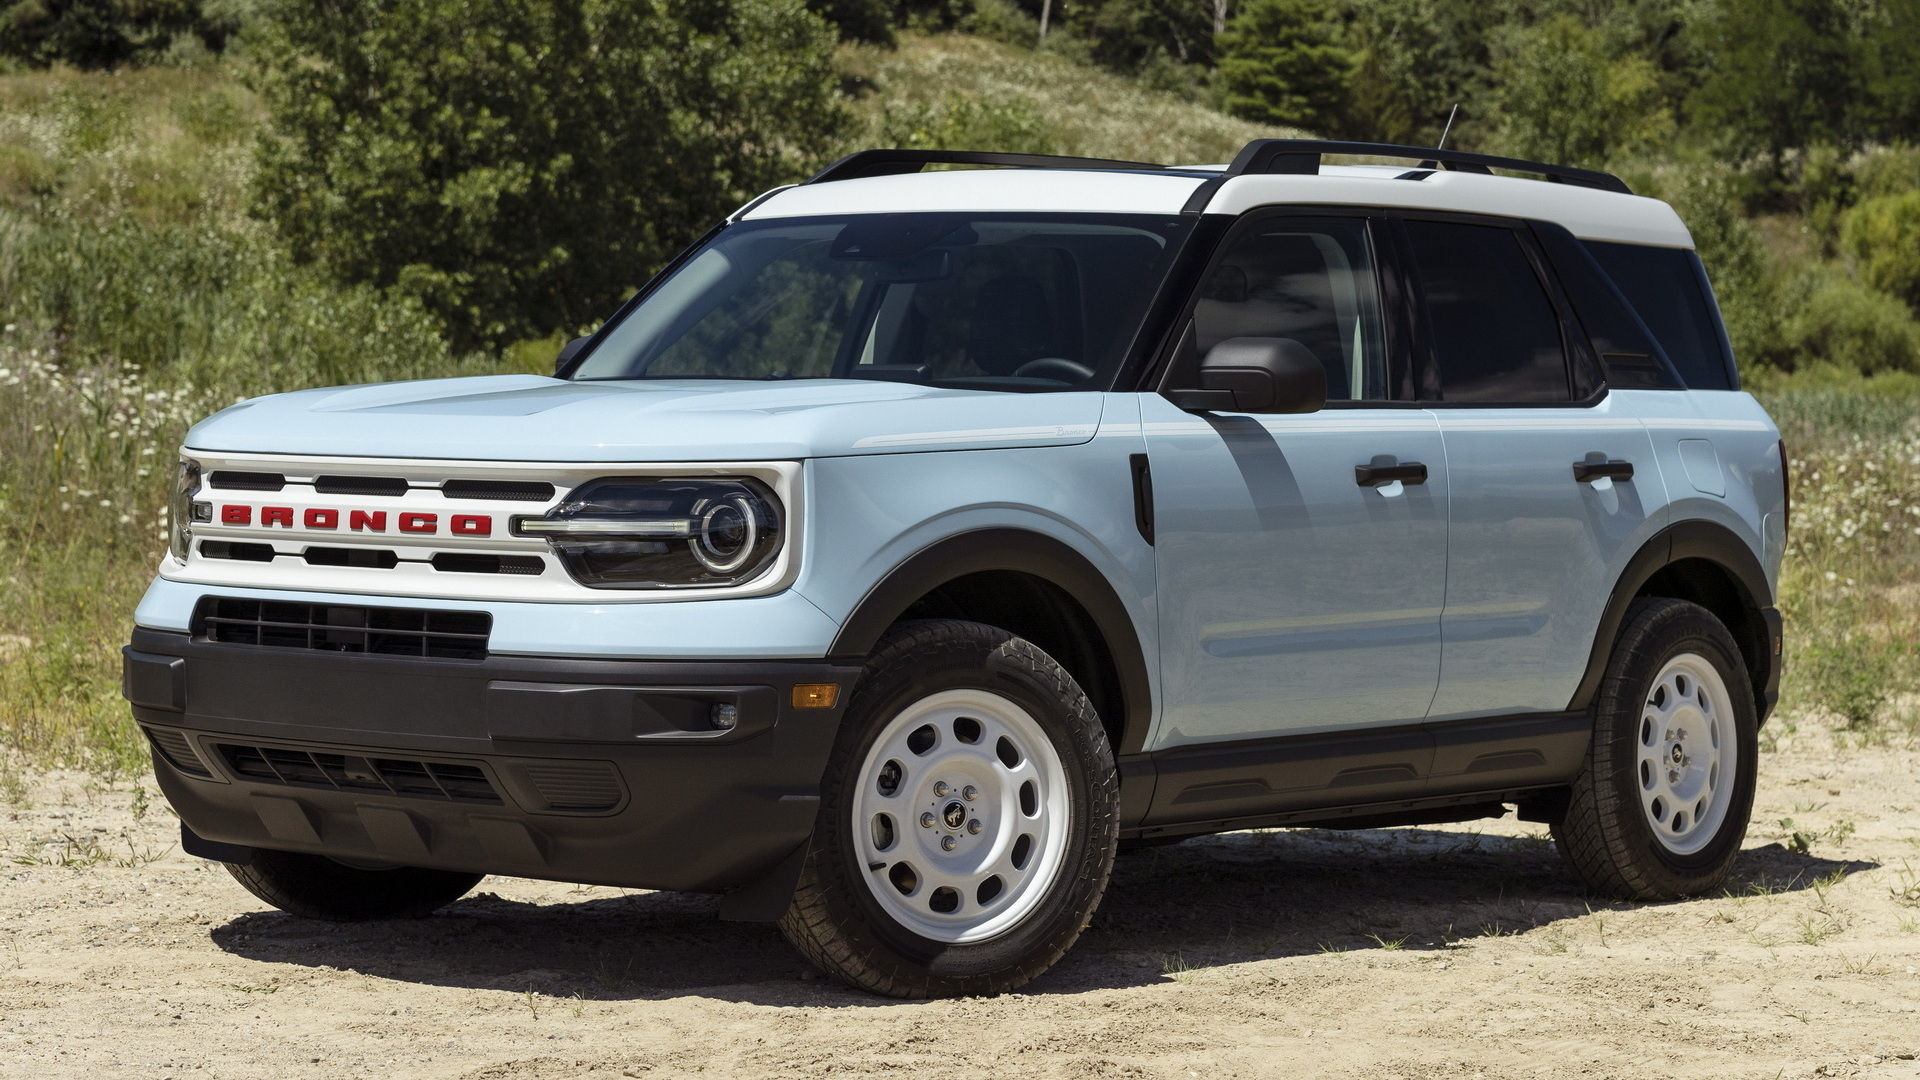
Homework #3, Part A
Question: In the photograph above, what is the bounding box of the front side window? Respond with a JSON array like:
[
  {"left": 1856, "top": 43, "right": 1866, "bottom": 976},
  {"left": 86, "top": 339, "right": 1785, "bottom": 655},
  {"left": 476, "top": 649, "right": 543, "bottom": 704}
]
[
  {"left": 571, "top": 213, "right": 1194, "bottom": 391},
  {"left": 1191, "top": 216, "right": 1389, "bottom": 401},
  {"left": 1405, "top": 220, "right": 1571, "bottom": 403}
]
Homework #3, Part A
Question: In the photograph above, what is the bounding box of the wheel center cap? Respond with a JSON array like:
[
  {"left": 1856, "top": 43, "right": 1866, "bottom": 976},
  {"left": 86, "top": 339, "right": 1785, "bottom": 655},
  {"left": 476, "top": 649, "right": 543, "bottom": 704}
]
[
  {"left": 1669, "top": 743, "right": 1685, "bottom": 766},
  {"left": 942, "top": 801, "right": 967, "bottom": 829}
]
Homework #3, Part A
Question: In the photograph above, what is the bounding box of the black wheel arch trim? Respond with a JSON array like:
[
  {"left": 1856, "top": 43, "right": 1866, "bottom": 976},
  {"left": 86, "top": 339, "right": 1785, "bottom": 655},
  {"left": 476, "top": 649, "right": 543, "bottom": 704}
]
[
  {"left": 827, "top": 528, "right": 1156, "bottom": 756},
  {"left": 1569, "top": 520, "right": 1777, "bottom": 718}
]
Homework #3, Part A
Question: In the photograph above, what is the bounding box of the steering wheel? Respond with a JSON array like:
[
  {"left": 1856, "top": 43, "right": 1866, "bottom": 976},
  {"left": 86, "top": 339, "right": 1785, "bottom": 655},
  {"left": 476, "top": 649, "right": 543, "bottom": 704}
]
[{"left": 1010, "top": 357, "right": 1096, "bottom": 383}]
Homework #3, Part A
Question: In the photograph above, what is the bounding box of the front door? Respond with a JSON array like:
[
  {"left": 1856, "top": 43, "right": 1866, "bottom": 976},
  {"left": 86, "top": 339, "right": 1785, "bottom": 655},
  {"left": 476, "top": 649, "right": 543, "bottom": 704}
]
[{"left": 1143, "top": 214, "right": 1449, "bottom": 753}]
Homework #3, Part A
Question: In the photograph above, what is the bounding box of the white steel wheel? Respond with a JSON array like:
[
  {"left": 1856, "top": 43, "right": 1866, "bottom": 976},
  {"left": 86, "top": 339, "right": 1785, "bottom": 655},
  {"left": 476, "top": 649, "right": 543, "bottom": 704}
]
[
  {"left": 850, "top": 688, "right": 1071, "bottom": 944},
  {"left": 1556, "top": 597, "right": 1760, "bottom": 901},
  {"left": 1635, "top": 653, "right": 1737, "bottom": 856}
]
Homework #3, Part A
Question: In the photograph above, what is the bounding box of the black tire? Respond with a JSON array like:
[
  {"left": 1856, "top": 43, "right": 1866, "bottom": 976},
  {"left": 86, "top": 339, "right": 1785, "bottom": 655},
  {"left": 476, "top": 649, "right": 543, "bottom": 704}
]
[
  {"left": 778, "top": 619, "right": 1119, "bottom": 998},
  {"left": 1555, "top": 598, "right": 1759, "bottom": 899},
  {"left": 225, "top": 849, "right": 483, "bottom": 921}
]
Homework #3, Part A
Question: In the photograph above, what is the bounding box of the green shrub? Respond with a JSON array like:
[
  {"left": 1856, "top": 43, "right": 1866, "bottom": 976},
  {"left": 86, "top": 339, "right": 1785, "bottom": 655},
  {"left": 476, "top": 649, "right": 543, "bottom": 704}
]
[
  {"left": 1841, "top": 190, "right": 1920, "bottom": 310},
  {"left": 251, "top": 0, "right": 849, "bottom": 350},
  {"left": 1780, "top": 276, "right": 1920, "bottom": 375},
  {"left": 0, "top": 211, "right": 468, "bottom": 394},
  {"left": 1854, "top": 144, "right": 1920, "bottom": 200},
  {"left": 963, "top": 0, "right": 1039, "bottom": 48},
  {"left": 874, "top": 91, "right": 1056, "bottom": 154}
]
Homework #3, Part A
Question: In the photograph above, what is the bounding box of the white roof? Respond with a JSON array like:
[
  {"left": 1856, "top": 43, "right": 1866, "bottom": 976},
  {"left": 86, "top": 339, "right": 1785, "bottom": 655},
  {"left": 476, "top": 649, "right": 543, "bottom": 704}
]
[{"left": 739, "top": 162, "right": 1693, "bottom": 248}]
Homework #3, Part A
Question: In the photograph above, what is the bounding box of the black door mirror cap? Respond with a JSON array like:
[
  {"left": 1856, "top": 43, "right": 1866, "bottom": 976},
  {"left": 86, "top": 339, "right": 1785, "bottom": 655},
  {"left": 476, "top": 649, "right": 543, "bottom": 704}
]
[
  {"left": 554, "top": 336, "right": 592, "bottom": 375},
  {"left": 1170, "top": 336, "right": 1327, "bottom": 414}
]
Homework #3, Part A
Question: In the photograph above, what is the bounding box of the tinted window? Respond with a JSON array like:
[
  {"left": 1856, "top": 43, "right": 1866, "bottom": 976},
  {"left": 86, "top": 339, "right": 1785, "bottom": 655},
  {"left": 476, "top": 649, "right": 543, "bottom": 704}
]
[
  {"left": 572, "top": 214, "right": 1190, "bottom": 391},
  {"left": 1531, "top": 223, "right": 1680, "bottom": 389},
  {"left": 1192, "top": 217, "right": 1388, "bottom": 401},
  {"left": 1405, "top": 220, "right": 1570, "bottom": 402},
  {"left": 1583, "top": 241, "right": 1735, "bottom": 390}
]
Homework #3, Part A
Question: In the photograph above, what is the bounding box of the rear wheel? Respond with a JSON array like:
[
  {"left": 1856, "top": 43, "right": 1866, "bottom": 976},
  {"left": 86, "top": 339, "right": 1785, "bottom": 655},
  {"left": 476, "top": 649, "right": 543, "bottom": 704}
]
[
  {"left": 779, "top": 619, "right": 1118, "bottom": 997},
  {"left": 1555, "top": 598, "right": 1758, "bottom": 899},
  {"left": 226, "top": 849, "right": 482, "bottom": 921}
]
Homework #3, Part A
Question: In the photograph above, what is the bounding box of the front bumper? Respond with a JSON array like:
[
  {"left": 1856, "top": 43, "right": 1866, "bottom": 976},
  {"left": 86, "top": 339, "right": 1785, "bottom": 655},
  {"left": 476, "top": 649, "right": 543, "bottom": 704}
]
[{"left": 125, "top": 626, "right": 857, "bottom": 895}]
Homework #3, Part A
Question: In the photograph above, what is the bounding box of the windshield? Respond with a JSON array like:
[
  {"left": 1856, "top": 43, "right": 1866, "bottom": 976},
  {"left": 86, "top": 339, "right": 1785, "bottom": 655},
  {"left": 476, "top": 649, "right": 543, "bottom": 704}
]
[{"left": 569, "top": 213, "right": 1196, "bottom": 391}]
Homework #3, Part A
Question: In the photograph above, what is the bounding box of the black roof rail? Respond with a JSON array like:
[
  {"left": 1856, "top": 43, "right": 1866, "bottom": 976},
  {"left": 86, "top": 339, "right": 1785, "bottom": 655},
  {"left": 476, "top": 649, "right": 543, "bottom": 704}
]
[
  {"left": 1221, "top": 139, "right": 1632, "bottom": 195},
  {"left": 806, "top": 149, "right": 1165, "bottom": 185}
]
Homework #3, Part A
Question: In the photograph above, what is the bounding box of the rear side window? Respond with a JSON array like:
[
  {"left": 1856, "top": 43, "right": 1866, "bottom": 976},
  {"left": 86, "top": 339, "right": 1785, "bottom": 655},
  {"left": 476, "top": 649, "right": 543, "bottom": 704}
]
[
  {"left": 1404, "top": 220, "right": 1570, "bottom": 402},
  {"left": 1582, "top": 242, "right": 1735, "bottom": 390}
]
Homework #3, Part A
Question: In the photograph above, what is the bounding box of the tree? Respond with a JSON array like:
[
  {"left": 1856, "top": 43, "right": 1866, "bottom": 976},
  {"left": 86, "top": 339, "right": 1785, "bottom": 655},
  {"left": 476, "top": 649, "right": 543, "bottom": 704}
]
[
  {"left": 1063, "top": 0, "right": 1221, "bottom": 71},
  {"left": 0, "top": 0, "right": 241, "bottom": 68},
  {"left": 251, "top": 0, "right": 848, "bottom": 350},
  {"left": 806, "top": 0, "right": 894, "bottom": 42},
  {"left": 1333, "top": 0, "right": 1496, "bottom": 146},
  {"left": 1493, "top": 15, "right": 1673, "bottom": 169},
  {"left": 1687, "top": 0, "right": 1861, "bottom": 172},
  {"left": 1216, "top": 0, "right": 1352, "bottom": 134}
]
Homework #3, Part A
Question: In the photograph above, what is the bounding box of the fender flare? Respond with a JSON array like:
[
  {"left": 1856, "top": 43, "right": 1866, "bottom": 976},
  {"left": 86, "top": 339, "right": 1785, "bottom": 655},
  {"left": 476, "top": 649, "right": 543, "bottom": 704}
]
[
  {"left": 1568, "top": 519, "right": 1777, "bottom": 715},
  {"left": 828, "top": 528, "right": 1156, "bottom": 755}
]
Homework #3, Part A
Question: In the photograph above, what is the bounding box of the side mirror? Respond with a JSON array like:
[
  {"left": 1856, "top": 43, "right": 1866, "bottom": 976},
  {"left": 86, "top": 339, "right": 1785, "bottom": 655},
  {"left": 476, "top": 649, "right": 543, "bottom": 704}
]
[
  {"left": 554, "top": 336, "right": 591, "bottom": 375},
  {"left": 1169, "top": 337, "right": 1326, "bottom": 414}
]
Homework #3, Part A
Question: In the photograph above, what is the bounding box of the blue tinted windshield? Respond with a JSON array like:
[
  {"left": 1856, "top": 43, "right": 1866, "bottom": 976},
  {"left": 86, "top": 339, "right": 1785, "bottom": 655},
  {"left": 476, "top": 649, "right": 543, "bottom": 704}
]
[{"left": 570, "top": 213, "right": 1194, "bottom": 391}]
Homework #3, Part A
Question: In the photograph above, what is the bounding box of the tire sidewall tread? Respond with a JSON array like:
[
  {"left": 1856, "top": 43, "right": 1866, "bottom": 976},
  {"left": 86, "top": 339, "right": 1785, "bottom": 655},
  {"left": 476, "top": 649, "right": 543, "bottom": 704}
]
[
  {"left": 1557, "top": 598, "right": 1759, "bottom": 900},
  {"left": 779, "top": 619, "right": 1119, "bottom": 998}
]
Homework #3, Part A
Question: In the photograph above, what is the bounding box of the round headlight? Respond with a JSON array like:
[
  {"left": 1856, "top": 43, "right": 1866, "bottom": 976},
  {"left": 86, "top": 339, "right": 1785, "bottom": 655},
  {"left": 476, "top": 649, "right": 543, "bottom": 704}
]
[
  {"left": 692, "top": 494, "right": 758, "bottom": 574},
  {"left": 513, "top": 477, "right": 783, "bottom": 589}
]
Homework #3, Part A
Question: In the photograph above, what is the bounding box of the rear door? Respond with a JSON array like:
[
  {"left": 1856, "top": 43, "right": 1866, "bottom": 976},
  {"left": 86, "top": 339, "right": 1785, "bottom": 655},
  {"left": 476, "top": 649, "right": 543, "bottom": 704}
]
[{"left": 1397, "top": 215, "right": 1660, "bottom": 728}]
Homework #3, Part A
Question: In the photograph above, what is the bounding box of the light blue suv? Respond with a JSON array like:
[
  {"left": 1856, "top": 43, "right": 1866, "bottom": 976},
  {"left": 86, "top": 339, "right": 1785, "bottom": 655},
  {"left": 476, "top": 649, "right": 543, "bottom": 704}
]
[{"left": 124, "top": 140, "right": 1787, "bottom": 997}]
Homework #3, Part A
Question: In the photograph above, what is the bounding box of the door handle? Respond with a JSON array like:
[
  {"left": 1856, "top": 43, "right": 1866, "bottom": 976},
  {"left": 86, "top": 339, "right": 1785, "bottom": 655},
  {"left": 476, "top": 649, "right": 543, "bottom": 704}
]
[
  {"left": 1354, "top": 462, "right": 1428, "bottom": 488},
  {"left": 1573, "top": 460, "right": 1634, "bottom": 483}
]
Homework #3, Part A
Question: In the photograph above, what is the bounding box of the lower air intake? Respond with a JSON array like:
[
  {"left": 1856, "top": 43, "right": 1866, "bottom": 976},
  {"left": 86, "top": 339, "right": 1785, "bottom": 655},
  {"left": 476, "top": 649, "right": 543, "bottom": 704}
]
[
  {"left": 216, "top": 743, "right": 502, "bottom": 804},
  {"left": 192, "top": 597, "right": 490, "bottom": 659}
]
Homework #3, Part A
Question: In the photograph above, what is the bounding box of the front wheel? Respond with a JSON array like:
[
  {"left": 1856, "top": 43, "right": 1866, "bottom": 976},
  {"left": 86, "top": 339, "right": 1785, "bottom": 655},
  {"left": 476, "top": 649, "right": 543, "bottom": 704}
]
[
  {"left": 1555, "top": 598, "right": 1759, "bottom": 899},
  {"left": 779, "top": 620, "right": 1118, "bottom": 997}
]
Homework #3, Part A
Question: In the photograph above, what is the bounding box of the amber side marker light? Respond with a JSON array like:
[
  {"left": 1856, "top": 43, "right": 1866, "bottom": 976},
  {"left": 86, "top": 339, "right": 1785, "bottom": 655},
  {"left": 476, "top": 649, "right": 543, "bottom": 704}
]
[{"left": 792, "top": 683, "right": 841, "bottom": 710}]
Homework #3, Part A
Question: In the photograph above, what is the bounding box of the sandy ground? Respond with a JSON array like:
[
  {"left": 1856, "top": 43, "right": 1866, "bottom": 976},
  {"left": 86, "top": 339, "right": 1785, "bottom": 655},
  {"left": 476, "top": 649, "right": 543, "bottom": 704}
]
[{"left": 4, "top": 718, "right": 1919, "bottom": 1080}]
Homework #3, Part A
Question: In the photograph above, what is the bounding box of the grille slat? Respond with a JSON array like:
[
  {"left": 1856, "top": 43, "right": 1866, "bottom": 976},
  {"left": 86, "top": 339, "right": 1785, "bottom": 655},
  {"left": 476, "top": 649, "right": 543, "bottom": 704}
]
[
  {"left": 303, "top": 547, "right": 401, "bottom": 569},
  {"left": 314, "top": 475, "right": 409, "bottom": 497},
  {"left": 208, "top": 470, "right": 286, "bottom": 491},
  {"left": 199, "top": 540, "right": 277, "bottom": 562},
  {"left": 430, "top": 553, "right": 545, "bottom": 576},
  {"left": 193, "top": 597, "right": 490, "bottom": 659},
  {"left": 213, "top": 743, "right": 503, "bottom": 804},
  {"left": 442, "top": 479, "right": 556, "bottom": 502}
]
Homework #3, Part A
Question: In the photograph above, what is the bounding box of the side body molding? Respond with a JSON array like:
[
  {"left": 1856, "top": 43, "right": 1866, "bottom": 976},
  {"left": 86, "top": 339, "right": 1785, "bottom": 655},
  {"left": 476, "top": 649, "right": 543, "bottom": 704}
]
[
  {"left": 1567, "top": 519, "right": 1778, "bottom": 719},
  {"left": 828, "top": 528, "right": 1156, "bottom": 758}
]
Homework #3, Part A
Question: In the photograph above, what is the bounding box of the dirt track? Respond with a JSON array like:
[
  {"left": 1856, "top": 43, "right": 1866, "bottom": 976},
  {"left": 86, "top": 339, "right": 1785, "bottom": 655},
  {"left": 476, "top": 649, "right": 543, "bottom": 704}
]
[{"left": 4, "top": 717, "right": 1919, "bottom": 1080}]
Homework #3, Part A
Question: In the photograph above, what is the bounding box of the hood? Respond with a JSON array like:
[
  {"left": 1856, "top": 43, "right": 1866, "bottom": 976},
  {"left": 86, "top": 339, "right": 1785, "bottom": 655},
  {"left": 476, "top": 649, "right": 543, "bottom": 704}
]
[{"left": 183, "top": 375, "right": 1106, "bottom": 462}]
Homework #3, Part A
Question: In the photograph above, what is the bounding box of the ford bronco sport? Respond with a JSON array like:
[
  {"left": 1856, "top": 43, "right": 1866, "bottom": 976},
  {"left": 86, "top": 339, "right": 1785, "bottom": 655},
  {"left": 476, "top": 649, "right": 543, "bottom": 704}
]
[{"left": 123, "top": 139, "right": 1787, "bottom": 998}]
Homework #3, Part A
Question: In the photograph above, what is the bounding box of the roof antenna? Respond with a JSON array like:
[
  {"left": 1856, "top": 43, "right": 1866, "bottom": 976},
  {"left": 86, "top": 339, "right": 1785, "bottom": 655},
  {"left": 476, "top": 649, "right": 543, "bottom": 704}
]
[{"left": 1436, "top": 104, "right": 1461, "bottom": 151}]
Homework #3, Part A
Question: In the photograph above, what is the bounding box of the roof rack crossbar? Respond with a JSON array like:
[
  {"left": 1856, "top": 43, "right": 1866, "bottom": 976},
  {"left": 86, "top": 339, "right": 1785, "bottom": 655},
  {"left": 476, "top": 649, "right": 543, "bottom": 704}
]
[
  {"left": 1223, "top": 139, "right": 1631, "bottom": 195},
  {"left": 805, "top": 149, "right": 1165, "bottom": 185}
]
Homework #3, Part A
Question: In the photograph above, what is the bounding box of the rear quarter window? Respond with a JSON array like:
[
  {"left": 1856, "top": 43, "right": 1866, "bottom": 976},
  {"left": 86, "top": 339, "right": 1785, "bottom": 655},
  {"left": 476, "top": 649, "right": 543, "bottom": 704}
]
[{"left": 1582, "top": 241, "right": 1736, "bottom": 391}]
